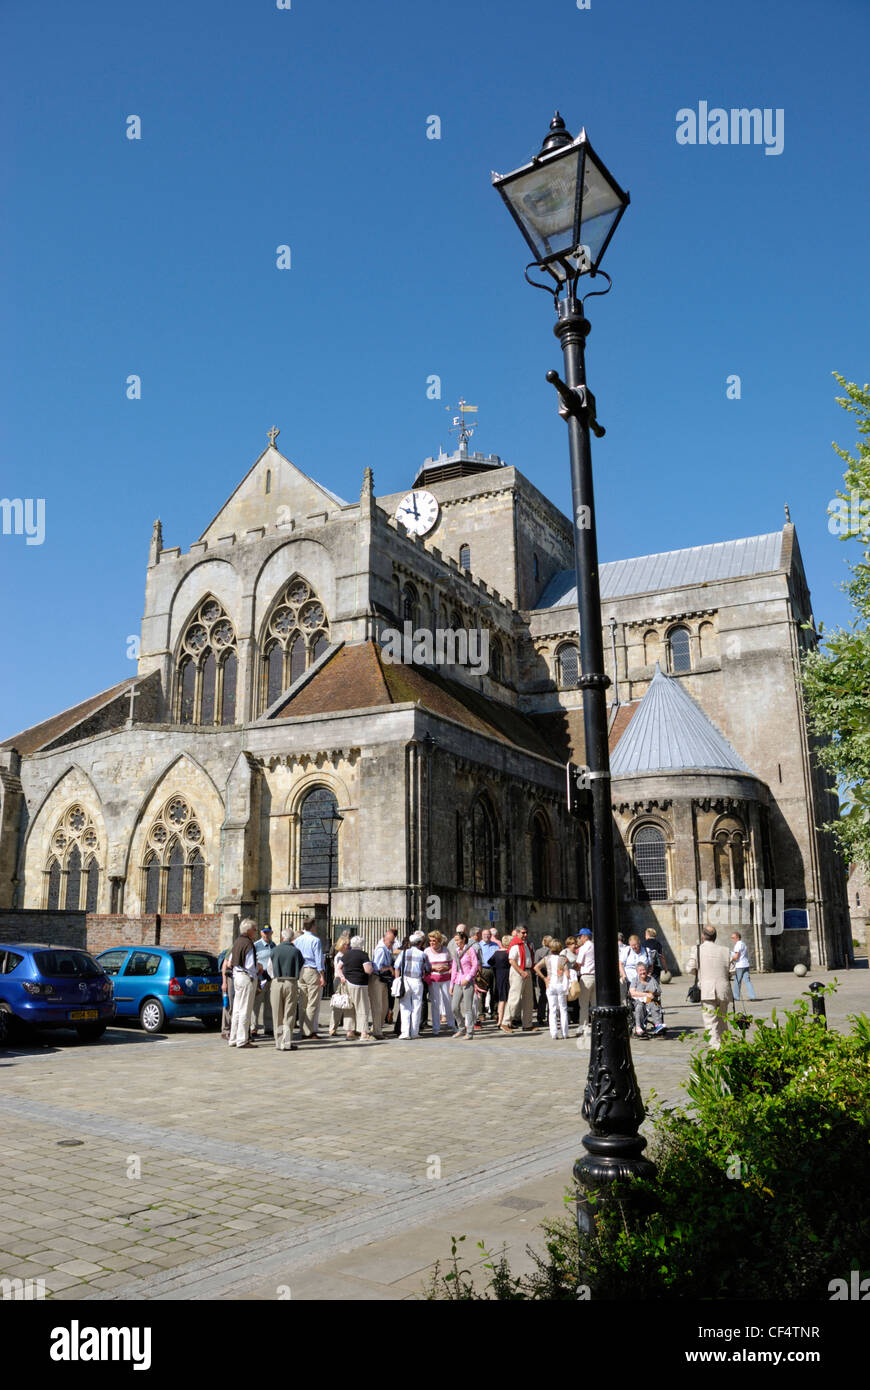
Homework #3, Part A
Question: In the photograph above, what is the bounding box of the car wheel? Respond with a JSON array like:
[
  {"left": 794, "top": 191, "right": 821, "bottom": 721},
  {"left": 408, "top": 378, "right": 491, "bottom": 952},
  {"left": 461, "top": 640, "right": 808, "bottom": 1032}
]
[
  {"left": 0, "top": 1006, "right": 11, "bottom": 1047},
  {"left": 75, "top": 1023, "right": 107, "bottom": 1042},
  {"left": 139, "top": 998, "right": 166, "bottom": 1033}
]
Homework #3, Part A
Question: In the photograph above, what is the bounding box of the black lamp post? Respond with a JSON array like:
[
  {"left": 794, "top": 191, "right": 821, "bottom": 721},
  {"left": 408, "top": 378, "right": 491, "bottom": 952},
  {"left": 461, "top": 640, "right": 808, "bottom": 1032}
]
[
  {"left": 320, "top": 810, "right": 344, "bottom": 942},
  {"left": 493, "top": 114, "right": 655, "bottom": 1234}
]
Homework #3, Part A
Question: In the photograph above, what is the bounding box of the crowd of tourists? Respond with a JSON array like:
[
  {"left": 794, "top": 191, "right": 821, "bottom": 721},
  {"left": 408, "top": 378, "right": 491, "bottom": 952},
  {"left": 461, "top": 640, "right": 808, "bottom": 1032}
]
[
  {"left": 219, "top": 919, "right": 600, "bottom": 1048},
  {"left": 220, "top": 917, "right": 755, "bottom": 1050}
]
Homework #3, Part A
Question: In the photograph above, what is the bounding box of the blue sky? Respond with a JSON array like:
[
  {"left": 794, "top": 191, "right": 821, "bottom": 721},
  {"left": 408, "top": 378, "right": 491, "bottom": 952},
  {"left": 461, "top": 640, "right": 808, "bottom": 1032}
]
[{"left": 1, "top": 0, "right": 868, "bottom": 738}]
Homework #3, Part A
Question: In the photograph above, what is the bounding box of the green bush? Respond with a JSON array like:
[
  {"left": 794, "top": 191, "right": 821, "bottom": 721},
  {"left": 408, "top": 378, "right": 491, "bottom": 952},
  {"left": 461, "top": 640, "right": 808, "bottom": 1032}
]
[{"left": 426, "top": 995, "right": 870, "bottom": 1300}]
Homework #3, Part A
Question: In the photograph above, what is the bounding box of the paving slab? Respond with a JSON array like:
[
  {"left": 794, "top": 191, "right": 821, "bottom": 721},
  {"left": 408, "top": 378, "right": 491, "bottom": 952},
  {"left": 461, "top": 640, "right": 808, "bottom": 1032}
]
[{"left": 0, "top": 967, "right": 864, "bottom": 1300}]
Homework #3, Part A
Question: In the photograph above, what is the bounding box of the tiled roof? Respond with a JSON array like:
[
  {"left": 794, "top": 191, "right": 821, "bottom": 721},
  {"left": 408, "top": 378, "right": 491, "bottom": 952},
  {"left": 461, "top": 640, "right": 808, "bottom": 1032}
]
[
  {"left": 270, "top": 641, "right": 558, "bottom": 761},
  {"left": 536, "top": 532, "right": 785, "bottom": 610},
  {"left": 610, "top": 665, "right": 750, "bottom": 776},
  {"left": 1, "top": 678, "right": 136, "bottom": 756}
]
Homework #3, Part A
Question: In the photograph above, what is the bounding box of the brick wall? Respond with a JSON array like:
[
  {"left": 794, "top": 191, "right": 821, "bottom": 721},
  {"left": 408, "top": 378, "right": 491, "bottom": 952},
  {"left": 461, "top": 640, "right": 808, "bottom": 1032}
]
[{"left": 0, "top": 911, "right": 222, "bottom": 955}]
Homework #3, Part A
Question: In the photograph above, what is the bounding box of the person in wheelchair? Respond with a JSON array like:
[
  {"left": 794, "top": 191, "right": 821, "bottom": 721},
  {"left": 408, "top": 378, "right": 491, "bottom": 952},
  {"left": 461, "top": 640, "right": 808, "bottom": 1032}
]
[{"left": 629, "top": 963, "right": 666, "bottom": 1037}]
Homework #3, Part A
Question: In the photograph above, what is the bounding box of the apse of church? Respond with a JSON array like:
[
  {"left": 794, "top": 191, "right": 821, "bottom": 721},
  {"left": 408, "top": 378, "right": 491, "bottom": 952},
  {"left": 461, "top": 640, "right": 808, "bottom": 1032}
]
[{"left": 0, "top": 434, "right": 851, "bottom": 971}]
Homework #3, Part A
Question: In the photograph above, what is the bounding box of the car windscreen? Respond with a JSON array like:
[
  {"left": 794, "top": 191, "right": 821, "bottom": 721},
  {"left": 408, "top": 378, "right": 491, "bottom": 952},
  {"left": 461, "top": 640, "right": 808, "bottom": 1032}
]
[
  {"left": 171, "top": 952, "right": 219, "bottom": 976},
  {"left": 34, "top": 950, "right": 103, "bottom": 979}
]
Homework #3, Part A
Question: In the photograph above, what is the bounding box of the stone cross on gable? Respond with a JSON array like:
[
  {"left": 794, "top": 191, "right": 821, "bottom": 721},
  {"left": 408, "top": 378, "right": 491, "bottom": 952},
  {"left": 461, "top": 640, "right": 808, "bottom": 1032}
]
[
  {"left": 127, "top": 683, "right": 141, "bottom": 727},
  {"left": 267, "top": 426, "right": 280, "bottom": 448}
]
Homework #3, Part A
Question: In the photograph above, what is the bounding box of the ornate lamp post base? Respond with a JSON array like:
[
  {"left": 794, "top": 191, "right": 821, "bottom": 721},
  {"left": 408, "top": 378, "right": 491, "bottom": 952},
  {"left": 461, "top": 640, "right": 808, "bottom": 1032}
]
[{"left": 574, "top": 1002, "right": 656, "bottom": 1237}]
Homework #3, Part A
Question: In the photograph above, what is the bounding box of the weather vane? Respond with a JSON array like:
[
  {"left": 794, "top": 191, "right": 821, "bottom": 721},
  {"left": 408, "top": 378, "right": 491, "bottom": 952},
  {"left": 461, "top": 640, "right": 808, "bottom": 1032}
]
[{"left": 446, "top": 398, "right": 478, "bottom": 451}]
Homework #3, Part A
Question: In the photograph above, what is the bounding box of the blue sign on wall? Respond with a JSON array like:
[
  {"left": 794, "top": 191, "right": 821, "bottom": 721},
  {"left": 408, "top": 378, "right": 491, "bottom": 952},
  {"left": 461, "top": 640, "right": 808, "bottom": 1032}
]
[{"left": 783, "top": 909, "right": 809, "bottom": 930}]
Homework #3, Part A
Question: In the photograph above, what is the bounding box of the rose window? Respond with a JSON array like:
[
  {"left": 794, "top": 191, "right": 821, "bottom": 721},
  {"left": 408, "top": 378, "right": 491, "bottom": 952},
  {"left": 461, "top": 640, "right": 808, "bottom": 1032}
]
[
  {"left": 168, "top": 798, "right": 189, "bottom": 825},
  {"left": 184, "top": 821, "right": 202, "bottom": 843},
  {"left": 288, "top": 580, "right": 309, "bottom": 605},
  {"left": 151, "top": 824, "right": 168, "bottom": 845},
  {"left": 68, "top": 807, "right": 86, "bottom": 832}
]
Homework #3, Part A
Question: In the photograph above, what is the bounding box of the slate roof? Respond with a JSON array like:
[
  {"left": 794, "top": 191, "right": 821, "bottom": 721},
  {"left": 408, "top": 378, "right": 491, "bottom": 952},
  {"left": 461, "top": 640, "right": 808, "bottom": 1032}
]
[
  {"left": 609, "top": 665, "right": 750, "bottom": 775},
  {"left": 269, "top": 641, "right": 558, "bottom": 762},
  {"left": 1, "top": 678, "right": 137, "bottom": 756},
  {"left": 537, "top": 532, "right": 785, "bottom": 610}
]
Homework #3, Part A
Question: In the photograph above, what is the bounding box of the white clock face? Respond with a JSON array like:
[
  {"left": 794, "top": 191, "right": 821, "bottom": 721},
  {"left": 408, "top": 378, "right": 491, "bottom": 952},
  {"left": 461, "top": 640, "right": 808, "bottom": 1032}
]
[{"left": 396, "top": 490, "right": 439, "bottom": 537}]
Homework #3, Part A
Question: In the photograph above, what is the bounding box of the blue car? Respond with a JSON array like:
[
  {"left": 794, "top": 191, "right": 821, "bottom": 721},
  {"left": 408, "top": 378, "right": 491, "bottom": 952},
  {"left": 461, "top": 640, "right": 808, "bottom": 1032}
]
[
  {"left": 0, "top": 943, "right": 115, "bottom": 1044},
  {"left": 95, "top": 946, "right": 222, "bottom": 1033}
]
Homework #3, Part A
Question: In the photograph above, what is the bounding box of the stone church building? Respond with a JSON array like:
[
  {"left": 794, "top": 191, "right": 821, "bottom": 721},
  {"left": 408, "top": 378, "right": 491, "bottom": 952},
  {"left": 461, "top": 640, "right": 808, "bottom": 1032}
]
[{"left": 0, "top": 434, "right": 852, "bottom": 972}]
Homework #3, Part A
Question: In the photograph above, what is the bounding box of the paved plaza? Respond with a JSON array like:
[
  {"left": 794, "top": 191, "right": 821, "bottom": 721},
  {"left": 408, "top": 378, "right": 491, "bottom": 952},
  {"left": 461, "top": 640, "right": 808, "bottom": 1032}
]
[{"left": 0, "top": 966, "right": 866, "bottom": 1301}]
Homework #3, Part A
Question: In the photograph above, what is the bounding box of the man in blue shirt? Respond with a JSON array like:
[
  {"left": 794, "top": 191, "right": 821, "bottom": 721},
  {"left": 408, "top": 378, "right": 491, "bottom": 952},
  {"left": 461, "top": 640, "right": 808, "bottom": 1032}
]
[{"left": 294, "top": 919, "right": 325, "bottom": 1039}]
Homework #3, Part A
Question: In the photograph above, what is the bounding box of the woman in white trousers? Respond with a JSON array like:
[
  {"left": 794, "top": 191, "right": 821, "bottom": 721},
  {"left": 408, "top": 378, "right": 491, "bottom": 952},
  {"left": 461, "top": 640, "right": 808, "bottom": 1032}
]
[{"left": 394, "top": 933, "right": 427, "bottom": 1039}]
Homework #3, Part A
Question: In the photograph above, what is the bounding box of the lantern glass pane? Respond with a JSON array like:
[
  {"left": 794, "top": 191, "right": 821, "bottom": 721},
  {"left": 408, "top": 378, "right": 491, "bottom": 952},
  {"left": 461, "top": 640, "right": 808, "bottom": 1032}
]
[
  {"left": 502, "top": 149, "right": 582, "bottom": 263},
  {"left": 578, "top": 152, "right": 625, "bottom": 265}
]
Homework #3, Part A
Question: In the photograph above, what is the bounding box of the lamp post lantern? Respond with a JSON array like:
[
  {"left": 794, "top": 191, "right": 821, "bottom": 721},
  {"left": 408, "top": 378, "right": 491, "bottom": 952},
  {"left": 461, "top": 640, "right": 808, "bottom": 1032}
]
[
  {"left": 320, "top": 810, "right": 344, "bottom": 941},
  {"left": 493, "top": 114, "right": 655, "bottom": 1236}
]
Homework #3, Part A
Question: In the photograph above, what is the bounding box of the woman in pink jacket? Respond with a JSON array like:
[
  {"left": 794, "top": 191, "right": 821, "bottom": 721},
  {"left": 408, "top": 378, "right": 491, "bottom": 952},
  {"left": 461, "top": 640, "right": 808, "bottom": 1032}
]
[{"left": 450, "top": 930, "right": 479, "bottom": 1040}]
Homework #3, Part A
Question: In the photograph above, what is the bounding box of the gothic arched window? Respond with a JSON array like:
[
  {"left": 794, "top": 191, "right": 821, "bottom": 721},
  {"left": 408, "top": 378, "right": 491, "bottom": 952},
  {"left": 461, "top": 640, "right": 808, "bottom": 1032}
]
[
  {"left": 531, "top": 811, "right": 550, "bottom": 898},
  {"left": 144, "top": 852, "right": 160, "bottom": 914},
  {"left": 85, "top": 858, "right": 99, "bottom": 913},
  {"left": 459, "top": 544, "right": 471, "bottom": 571},
  {"left": 175, "top": 597, "right": 238, "bottom": 726},
  {"left": 299, "top": 785, "right": 340, "bottom": 889},
  {"left": 220, "top": 652, "right": 237, "bottom": 724},
  {"left": 259, "top": 576, "right": 330, "bottom": 713},
  {"left": 556, "top": 643, "right": 580, "bottom": 690},
  {"left": 44, "top": 804, "right": 102, "bottom": 912},
  {"left": 140, "top": 796, "right": 207, "bottom": 914},
  {"left": 47, "top": 859, "right": 61, "bottom": 911},
  {"left": 633, "top": 825, "right": 668, "bottom": 901},
  {"left": 490, "top": 638, "right": 503, "bottom": 684},
  {"left": 668, "top": 626, "right": 692, "bottom": 674},
  {"left": 189, "top": 850, "right": 205, "bottom": 914},
  {"left": 471, "top": 796, "right": 499, "bottom": 895}
]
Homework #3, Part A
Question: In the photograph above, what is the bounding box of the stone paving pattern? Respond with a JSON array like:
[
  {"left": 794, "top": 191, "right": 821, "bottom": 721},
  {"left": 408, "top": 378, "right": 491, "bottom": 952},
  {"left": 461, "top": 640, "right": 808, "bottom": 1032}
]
[{"left": 0, "top": 969, "right": 865, "bottom": 1300}]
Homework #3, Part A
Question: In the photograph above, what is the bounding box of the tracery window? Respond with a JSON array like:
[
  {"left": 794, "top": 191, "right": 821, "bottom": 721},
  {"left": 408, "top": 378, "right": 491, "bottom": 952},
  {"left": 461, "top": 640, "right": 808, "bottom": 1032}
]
[
  {"left": 140, "top": 796, "right": 208, "bottom": 914},
  {"left": 260, "top": 576, "right": 330, "bottom": 712},
  {"left": 490, "top": 638, "right": 504, "bottom": 684},
  {"left": 633, "top": 824, "right": 668, "bottom": 901},
  {"left": 556, "top": 642, "right": 580, "bottom": 690},
  {"left": 44, "top": 804, "right": 102, "bottom": 912},
  {"left": 175, "top": 597, "right": 238, "bottom": 726}
]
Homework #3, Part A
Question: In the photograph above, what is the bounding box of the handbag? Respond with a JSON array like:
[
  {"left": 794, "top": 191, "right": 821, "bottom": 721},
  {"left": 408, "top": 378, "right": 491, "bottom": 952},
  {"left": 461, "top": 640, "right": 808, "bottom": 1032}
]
[
  {"left": 391, "top": 949, "right": 407, "bottom": 999},
  {"left": 687, "top": 935, "right": 702, "bottom": 1003},
  {"left": 567, "top": 980, "right": 581, "bottom": 1002},
  {"left": 332, "top": 988, "right": 351, "bottom": 1010}
]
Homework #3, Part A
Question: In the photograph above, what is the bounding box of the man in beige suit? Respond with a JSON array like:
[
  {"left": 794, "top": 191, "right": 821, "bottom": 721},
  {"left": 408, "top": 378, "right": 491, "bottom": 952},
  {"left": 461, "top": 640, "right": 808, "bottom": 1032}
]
[{"left": 687, "top": 925, "right": 732, "bottom": 1049}]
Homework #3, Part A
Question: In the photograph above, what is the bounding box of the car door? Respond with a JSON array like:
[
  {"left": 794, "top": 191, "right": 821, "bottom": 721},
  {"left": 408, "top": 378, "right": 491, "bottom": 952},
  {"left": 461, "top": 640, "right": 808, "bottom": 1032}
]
[
  {"left": 119, "top": 950, "right": 164, "bottom": 1015},
  {"left": 97, "top": 949, "right": 132, "bottom": 1014}
]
